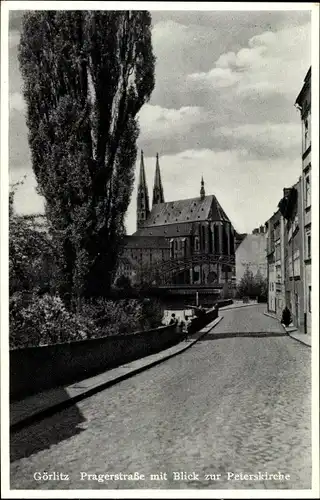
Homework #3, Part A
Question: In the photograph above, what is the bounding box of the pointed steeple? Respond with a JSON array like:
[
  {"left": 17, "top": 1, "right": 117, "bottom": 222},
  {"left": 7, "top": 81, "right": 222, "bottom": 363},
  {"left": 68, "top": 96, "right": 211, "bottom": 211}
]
[
  {"left": 200, "top": 176, "right": 205, "bottom": 200},
  {"left": 152, "top": 153, "right": 165, "bottom": 206},
  {"left": 137, "top": 150, "right": 150, "bottom": 230}
]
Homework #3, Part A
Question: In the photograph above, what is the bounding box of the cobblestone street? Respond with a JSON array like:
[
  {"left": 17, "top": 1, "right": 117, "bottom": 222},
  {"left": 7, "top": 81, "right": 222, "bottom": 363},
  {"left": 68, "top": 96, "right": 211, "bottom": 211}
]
[{"left": 10, "top": 305, "right": 311, "bottom": 490}]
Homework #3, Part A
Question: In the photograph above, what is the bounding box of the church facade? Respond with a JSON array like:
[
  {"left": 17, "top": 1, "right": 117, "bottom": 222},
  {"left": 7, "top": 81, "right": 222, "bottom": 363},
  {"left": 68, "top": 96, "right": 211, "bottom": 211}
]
[{"left": 115, "top": 151, "right": 237, "bottom": 287}]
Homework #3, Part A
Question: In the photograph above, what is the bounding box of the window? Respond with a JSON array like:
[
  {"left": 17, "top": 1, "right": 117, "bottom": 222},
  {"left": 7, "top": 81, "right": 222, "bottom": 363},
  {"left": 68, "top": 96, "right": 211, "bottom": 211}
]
[
  {"left": 289, "top": 249, "right": 300, "bottom": 277},
  {"left": 305, "top": 175, "right": 311, "bottom": 208},
  {"left": 275, "top": 242, "right": 281, "bottom": 262},
  {"left": 170, "top": 239, "right": 174, "bottom": 259},
  {"left": 307, "top": 233, "right": 311, "bottom": 259},
  {"left": 293, "top": 249, "right": 300, "bottom": 277},
  {"left": 304, "top": 115, "right": 311, "bottom": 150},
  {"left": 201, "top": 226, "right": 206, "bottom": 250},
  {"left": 309, "top": 286, "right": 311, "bottom": 313},
  {"left": 194, "top": 236, "right": 200, "bottom": 252},
  {"left": 182, "top": 238, "right": 186, "bottom": 257}
]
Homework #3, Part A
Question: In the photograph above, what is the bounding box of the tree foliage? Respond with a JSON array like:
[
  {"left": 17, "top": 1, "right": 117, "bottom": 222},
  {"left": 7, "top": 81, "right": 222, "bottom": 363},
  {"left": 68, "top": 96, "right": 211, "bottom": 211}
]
[
  {"left": 19, "top": 11, "right": 155, "bottom": 304},
  {"left": 114, "top": 274, "right": 132, "bottom": 289},
  {"left": 237, "top": 266, "right": 268, "bottom": 299},
  {"left": 9, "top": 183, "right": 54, "bottom": 295}
]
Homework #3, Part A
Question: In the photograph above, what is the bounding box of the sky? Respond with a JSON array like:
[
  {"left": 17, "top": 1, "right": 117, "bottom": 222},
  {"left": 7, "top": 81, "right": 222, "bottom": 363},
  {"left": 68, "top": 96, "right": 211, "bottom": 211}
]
[{"left": 8, "top": 8, "right": 311, "bottom": 235}]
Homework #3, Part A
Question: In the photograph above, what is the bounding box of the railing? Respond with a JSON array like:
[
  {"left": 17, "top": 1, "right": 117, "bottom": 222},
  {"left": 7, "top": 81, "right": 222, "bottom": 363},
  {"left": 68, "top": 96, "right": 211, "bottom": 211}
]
[{"left": 139, "top": 253, "right": 236, "bottom": 285}]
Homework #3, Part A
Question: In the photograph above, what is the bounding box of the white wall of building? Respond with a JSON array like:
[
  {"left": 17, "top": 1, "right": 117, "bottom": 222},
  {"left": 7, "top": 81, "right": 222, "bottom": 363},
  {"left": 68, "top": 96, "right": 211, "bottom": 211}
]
[{"left": 236, "top": 233, "right": 267, "bottom": 283}]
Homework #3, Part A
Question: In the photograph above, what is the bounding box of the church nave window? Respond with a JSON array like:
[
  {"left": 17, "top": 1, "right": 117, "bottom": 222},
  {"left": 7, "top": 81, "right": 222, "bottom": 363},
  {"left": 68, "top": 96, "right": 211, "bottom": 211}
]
[
  {"left": 170, "top": 239, "right": 174, "bottom": 259},
  {"left": 194, "top": 236, "right": 200, "bottom": 252}
]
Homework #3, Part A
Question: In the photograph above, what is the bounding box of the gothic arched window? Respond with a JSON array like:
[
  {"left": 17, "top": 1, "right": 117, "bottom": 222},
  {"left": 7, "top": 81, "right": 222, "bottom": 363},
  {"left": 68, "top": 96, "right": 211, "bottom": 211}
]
[{"left": 170, "top": 239, "right": 174, "bottom": 259}]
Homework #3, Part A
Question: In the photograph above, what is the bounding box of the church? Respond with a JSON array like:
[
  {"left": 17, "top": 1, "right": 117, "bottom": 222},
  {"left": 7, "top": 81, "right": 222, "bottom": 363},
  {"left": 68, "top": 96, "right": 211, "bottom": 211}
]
[{"left": 116, "top": 151, "right": 238, "bottom": 287}]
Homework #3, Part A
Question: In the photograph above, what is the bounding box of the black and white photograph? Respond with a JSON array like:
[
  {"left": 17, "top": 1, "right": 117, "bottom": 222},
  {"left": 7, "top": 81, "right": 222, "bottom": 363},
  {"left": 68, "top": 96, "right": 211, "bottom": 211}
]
[{"left": 1, "top": 1, "right": 319, "bottom": 496}]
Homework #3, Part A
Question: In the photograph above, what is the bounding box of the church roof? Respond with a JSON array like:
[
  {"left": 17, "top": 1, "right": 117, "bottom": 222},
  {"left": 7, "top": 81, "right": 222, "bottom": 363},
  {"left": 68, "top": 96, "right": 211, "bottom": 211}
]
[
  {"left": 139, "top": 194, "right": 230, "bottom": 228},
  {"left": 122, "top": 235, "right": 169, "bottom": 249},
  {"left": 134, "top": 222, "right": 196, "bottom": 238}
]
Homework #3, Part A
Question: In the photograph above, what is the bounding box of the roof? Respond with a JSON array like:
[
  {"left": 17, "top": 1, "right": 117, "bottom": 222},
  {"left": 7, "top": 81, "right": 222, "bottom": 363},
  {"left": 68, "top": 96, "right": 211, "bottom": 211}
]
[
  {"left": 134, "top": 222, "right": 197, "bottom": 238},
  {"left": 138, "top": 194, "right": 230, "bottom": 228},
  {"left": 122, "top": 235, "right": 169, "bottom": 249},
  {"left": 295, "top": 66, "right": 311, "bottom": 107}
]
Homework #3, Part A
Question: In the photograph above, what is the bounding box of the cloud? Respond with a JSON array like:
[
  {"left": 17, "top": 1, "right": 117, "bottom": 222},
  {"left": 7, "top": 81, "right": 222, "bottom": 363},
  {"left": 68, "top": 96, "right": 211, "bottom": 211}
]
[
  {"left": 187, "top": 22, "right": 311, "bottom": 99},
  {"left": 188, "top": 67, "right": 241, "bottom": 89},
  {"left": 9, "top": 29, "right": 20, "bottom": 49},
  {"left": 214, "top": 122, "right": 301, "bottom": 157},
  {"left": 9, "top": 168, "right": 45, "bottom": 215},
  {"left": 10, "top": 92, "right": 25, "bottom": 111},
  {"left": 138, "top": 104, "right": 210, "bottom": 141}
]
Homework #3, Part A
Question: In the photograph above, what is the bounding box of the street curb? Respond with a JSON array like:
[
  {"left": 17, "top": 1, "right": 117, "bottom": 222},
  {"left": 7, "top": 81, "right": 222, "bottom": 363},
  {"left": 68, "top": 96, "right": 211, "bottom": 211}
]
[
  {"left": 286, "top": 332, "right": 311, "bottom": 348},
  {"left": 10, "top": 316, "right": 223, "bottom": 432},
  {"left": 263, "top": 312, "right": 311, "bottom": 347},
  {"left": 220, "top": 303, "right": 261, "bottom": 311}
]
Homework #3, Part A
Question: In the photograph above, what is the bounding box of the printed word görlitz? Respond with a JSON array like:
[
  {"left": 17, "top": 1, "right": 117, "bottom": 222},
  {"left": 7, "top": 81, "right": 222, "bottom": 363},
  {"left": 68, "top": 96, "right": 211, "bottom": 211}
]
[{"left": 34, "top": 472, "right": 70, "bottom": 481}]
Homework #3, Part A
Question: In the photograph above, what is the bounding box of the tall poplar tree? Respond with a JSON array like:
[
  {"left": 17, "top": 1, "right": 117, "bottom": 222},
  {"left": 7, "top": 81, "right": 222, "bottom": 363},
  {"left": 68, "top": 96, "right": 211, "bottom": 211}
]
[{"left": 19, "top": 11, "right": 155, "bottom": 304}]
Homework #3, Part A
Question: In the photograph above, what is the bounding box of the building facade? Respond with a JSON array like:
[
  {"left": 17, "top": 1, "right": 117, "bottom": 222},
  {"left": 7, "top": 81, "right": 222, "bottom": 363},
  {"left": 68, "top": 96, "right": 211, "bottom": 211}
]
[
  {"left": 236, "top": 225, "right": 267, "bottom": 284},
  {"left": 265, "top": 67, "right": 312, "bottom": 333},
  {"left": 116, "top": 151, "right": 237, "bottom": 287},
  {"left": 266, "top": 211, "right": 281, "bottom": 315},
  {"left": 283, "top": 179, "right": 305, "bottom": 329},
  {"left": 295, "top": 67, "right": 312, "bottom": 333}
]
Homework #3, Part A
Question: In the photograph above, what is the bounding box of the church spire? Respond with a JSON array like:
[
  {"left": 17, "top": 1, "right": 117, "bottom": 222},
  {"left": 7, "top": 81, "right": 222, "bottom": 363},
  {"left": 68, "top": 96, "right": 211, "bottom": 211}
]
[
  {"left": 200, "top": 176, "right": 205, "bottom": 200},
  {"left": 137, "top": 150, "right": 150, "bottom": 230},
  {"left": 152, "top": 152, "right": 165, "bottom": 206}
]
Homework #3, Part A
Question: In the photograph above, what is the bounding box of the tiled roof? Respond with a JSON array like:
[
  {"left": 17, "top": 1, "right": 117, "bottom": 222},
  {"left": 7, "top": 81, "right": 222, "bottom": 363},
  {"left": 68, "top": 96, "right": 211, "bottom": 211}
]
[
  {"left": 134, "top": 222, "right": 195, "bottom": 238},
  {"left": 139, "top": 194, "right": 230, "bottom": 228},
  {"left": 122, "top": 235, "right": 169, "bottom": 249}
]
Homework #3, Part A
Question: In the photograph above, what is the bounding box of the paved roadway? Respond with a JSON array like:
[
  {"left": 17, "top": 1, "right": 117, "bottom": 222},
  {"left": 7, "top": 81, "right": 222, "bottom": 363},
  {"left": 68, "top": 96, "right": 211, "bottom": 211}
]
[{"left": 10, "top": 305, "right": 311, "bottom": 490}]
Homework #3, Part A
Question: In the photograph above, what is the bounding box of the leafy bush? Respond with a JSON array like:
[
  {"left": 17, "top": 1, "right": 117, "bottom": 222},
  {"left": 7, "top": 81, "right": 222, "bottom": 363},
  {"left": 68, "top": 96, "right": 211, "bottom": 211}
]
[
  {"left": 80, "top": 297, "right": 163, "bottom": 336},
  {"left": 114, "top": 275, "right": 132, "bottom": 289},
  {"left": 9, "top": 293, "right": 98, "bottom": 349},
  {"left": 9, "top": 184, "right": 55, "bottom": 296}
]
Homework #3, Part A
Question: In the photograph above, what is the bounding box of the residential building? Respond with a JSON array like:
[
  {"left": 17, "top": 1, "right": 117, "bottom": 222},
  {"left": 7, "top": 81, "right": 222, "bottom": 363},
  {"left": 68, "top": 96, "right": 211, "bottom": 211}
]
[
  {"left": 266, "top": 211, "right": 281, "bottom": 315},
  {"left": 236, "top": 225, "right": 267, "bottom": 284},
  {"left": 283, "top": 179, "right": 305, "bottom": 330},
  {"left": 295, "top": 67, "right": 312, "bottom": 333}
]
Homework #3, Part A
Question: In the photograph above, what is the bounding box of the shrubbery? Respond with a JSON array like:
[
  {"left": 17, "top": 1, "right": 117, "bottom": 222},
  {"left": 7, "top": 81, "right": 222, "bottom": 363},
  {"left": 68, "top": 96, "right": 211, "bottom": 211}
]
[
  {"left": 9, "top": 186, "right": 164, "bottom": 349},
  {"left": 9, "top": 293, "right": 98, "bottom": 349},
  {"left": 10, "top": 293, "right": 164, "bottom": 349},
  {"left": 80, "top": 297, "right": 163, "bottom": 337}
]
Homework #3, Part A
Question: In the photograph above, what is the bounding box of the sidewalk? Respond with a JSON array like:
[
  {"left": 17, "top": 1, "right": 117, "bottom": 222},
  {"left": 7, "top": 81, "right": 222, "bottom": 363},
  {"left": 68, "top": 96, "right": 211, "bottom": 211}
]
[
  {"left": 10, "top": 315, "right": 223, "bottom": 431},
  {"left": 263, "top": 311, "right": 311, "bottom": 347},
  {"left": 219, "top": 300, "right": 260, "bottom": 311}
]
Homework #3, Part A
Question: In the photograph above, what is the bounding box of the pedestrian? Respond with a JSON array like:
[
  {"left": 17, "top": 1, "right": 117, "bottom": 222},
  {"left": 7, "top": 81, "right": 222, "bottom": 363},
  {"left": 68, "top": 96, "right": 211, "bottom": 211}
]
[{"left": 169, "top": 313, "right": 178, "bottom": 325}]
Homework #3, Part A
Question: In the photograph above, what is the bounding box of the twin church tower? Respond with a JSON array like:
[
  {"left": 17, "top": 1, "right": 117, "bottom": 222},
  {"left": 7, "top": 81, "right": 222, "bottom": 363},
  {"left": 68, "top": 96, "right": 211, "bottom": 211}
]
[
  {"left": 136, "top": 150, "right": 206, "bottom": 230},
  {"left": 137, "top": 151, "right": 165, "bottom": 230}
]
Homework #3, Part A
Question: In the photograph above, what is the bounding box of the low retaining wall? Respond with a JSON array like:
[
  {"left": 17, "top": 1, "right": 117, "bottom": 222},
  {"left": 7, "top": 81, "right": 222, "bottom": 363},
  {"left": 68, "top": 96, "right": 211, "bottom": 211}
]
[
  {"left": 216, "top": 299, "right": 233, "bottom": 308},
  {"left": 10, "top": 324, "right": 182, "bottom": 401},
  {"left": 188, "top": 307, "right": 219, "bottom": 335}
]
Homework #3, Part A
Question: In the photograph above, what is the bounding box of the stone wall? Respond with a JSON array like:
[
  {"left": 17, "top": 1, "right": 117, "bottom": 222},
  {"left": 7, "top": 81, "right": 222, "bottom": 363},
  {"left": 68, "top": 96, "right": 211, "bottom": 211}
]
[{"left": 10, "top": 324, "right": 182, "bottom": 401}]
